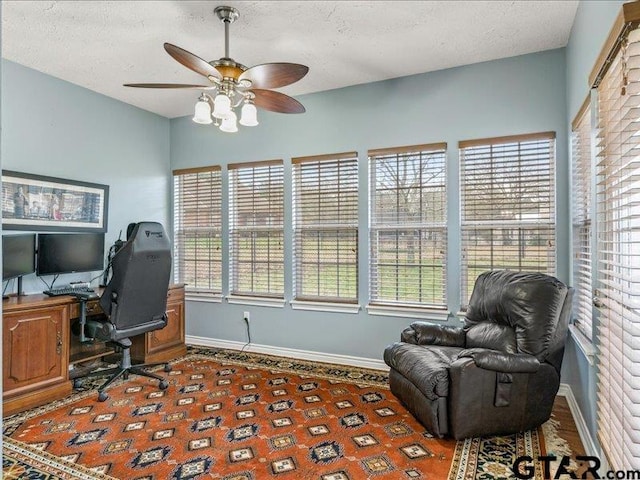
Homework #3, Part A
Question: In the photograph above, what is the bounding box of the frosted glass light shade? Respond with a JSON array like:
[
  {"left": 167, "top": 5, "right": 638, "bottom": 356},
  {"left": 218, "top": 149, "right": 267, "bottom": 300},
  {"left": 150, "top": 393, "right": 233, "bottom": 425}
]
[
  {"left": 239, "top": 102, "right": 259, "bottom": 126},
  {"left": 213, "top": 93, "right": 232, "bottom": 119},
  {"left": 220, "top": 111, "right": 238, "bottom": 133},
  {"left": 192, "top": 100, "right": 212, "bottom": 124}
]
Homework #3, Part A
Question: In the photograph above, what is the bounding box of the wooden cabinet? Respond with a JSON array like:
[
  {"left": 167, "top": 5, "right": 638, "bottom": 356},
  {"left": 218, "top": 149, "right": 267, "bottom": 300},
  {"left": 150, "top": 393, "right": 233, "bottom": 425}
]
[
  {"left": 131, "top": 285, "right": 186, "bottom": 364},
  {"left": 2, "top": 284, "right": 186, "bottom": 415},
  {"left": 3, "top": 299, "right": 72, "bottom": 416}
]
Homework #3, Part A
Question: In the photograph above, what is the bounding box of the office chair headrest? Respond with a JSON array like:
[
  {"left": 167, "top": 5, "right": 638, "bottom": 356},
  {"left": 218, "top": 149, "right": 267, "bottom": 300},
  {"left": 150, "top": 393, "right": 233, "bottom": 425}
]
[
  {"left": 127, "top": 222, "right": 169, "bottom": 246},
  {"left": 126, "top": 222, "right": 137, "bottom": 240}
]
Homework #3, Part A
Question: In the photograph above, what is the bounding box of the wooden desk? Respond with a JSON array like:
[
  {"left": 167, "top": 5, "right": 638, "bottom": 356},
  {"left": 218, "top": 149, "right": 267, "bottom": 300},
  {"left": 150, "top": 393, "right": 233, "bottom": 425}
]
[{"left": 2, "top": 284, "right": 186, "bottom": 416}]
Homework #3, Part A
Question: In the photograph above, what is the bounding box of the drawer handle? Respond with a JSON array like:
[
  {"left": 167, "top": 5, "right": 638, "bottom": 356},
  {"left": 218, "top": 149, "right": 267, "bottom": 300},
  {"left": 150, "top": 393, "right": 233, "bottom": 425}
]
[{"left": 56, "top": 332, "right": 63, "bottom": 355}]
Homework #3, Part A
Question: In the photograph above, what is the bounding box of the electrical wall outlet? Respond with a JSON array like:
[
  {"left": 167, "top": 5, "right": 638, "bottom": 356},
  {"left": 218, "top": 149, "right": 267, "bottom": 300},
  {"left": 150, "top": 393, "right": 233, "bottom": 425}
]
[{"left": 243, "top": 311, "right": 250, "bottom": 324}]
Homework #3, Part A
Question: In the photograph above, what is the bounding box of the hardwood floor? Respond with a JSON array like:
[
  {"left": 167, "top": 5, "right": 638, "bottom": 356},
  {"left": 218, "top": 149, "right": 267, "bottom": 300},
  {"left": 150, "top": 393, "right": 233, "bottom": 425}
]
[
  {"left": 553, "top": 396, "right": 586, "bottom": 455},
  {"left": 553, "top": 396, "right": 591, "bottom": 477}
]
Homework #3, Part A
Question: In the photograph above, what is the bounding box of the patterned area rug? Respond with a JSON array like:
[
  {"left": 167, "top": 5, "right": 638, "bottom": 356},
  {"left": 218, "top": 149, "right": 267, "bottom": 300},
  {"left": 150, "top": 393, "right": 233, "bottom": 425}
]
[{"left": 2, "top": 346, "right": 567, "bottom": 479}]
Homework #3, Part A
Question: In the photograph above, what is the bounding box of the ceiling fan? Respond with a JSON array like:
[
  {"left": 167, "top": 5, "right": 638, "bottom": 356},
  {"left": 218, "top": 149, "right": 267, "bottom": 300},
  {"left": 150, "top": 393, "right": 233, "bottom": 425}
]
[{"left": 124, "top": 6, "right": 308, "bottom": 133}]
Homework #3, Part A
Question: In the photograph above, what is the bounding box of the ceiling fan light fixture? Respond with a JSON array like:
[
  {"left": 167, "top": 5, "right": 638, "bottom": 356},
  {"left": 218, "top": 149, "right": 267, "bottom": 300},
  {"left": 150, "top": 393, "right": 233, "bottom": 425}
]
[
  {"left": 213, "top": 92, "right": 232, "bottom": 119},
  {"left": 193, "top": 98, "right": 213, "bottom": 124},
  {"left": 220, "top": 110, "right": 238, "bottom": 133},
  {"left": 239, "top": 102, "right": 258, "bottom": 127},
  {"left": 124, "top": 5, "right": 308, "bottom": 133}
]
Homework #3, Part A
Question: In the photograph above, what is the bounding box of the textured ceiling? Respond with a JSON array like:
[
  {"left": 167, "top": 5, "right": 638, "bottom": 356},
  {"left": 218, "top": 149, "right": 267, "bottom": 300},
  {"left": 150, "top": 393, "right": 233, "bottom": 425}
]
[{"left": 2, "top": 1, "right": 579, "bottom": 119}]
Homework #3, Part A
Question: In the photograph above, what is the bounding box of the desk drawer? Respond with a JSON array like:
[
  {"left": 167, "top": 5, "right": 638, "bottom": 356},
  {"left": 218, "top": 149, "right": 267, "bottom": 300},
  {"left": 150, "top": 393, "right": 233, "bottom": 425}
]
[{"left": 167, "top": 286, "right": 185, "bottom": 304}]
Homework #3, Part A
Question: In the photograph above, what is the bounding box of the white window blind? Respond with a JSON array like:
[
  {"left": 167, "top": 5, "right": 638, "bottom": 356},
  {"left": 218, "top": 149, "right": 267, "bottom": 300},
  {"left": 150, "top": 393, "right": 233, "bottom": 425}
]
[
  {"left": 459, "top": 132, "right": 556, "bottom": 306},
  {"left": 292, "top": 152, "right": 359, "bottom": 303},
  {"left": 571, "top": 98, "right": 594, "bottom": 340},
  {"left": 595, "top": 26, "right": 640, "bottom": 470},
  {"left": 369, "top": 143, "right": 447, "bottom": 308},
  {"left": 229, "top": 160, "right": 284, "bottom": 297},
  {"left": 173, "top": 166, "right": 222, "bottom": 294}
]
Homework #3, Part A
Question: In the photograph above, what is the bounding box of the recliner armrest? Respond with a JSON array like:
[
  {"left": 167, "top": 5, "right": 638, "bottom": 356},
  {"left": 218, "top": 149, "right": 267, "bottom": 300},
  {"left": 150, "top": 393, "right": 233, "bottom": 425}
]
[
  {"left": 457, "top": 348, "right": 540, "bottom": 373},
  {"left": 401, "top": 322, "right": 466, "bottom": 347}
]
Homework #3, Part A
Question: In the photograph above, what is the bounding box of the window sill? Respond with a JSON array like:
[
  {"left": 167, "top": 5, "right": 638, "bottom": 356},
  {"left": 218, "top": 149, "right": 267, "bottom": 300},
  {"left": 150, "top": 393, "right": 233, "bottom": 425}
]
[
  {"left": 366, "top": 304, "right": 450, "bottom": 321},
  {"left": 568, "top": 324, "right": 595, "bottom": 366},
  {"left": 455, "top": 311, "right": 468, "bottom": 323},
  {"left": 185, "top": 293, "right": 223, "bottom": 303},
  {"left": 227, "top": 295, "right": 285, "bottom": 308},
  {"left": 290, "top": 300, "right": 360, "bottom": 314}
]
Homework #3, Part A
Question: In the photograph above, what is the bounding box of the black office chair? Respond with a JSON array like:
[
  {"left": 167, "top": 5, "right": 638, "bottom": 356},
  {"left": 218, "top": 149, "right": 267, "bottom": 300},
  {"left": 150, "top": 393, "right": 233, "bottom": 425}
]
[{"left": 74, "top": 221, "right": 172, "bottom": 401}]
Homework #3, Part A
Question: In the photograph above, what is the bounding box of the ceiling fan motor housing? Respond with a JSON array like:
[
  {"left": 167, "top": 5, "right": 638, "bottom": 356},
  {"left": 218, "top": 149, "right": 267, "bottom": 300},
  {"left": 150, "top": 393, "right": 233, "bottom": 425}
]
[{"left": 211, "top": 58, "right": 248, "bottom": 83}]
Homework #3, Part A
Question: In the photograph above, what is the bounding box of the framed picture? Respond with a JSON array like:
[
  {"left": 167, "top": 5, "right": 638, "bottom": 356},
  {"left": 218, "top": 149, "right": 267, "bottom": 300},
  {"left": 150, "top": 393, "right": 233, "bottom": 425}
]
[{"left": 1, "top": 170, "right": 109, "bottom": 232}]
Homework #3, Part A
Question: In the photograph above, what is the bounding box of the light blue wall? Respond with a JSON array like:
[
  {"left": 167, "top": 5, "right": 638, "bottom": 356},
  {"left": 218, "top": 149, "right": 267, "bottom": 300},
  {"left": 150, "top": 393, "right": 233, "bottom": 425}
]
[
  {"left": 562, "top": 0, "right": 625, "bottom": 450},
  {"left": 566, "top": 1, "right": 625, "bottom": 117},
  {"left": 1, "top": 60, "right": 171, "bottom": 295},
  {"left": 171, "top": 48, "right": 568, "bottom": 360}
]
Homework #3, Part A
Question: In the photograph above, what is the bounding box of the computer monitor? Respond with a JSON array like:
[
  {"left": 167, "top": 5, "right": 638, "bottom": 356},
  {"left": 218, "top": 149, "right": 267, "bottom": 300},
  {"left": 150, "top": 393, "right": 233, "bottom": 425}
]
[
  {"left": 3, "top": 233, "right": 36, "bottom": 280},
  {"left": 37, "top": 232, "right": 105, "bottom": 276},
  {"left": 3, "top": 233, "right": 36, "bottom": 298}
]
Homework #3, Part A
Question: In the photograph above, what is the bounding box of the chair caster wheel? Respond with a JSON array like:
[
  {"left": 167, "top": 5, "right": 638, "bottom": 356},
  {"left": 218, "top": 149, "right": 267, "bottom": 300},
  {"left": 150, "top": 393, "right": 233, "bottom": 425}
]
[
  {"left": 159, "top": 380, "right": 169, "bottom": 390},
  {"left": 164, "top": 364, "right": 172, "bottom": 373},
  {"left": 73, "top": 379, "right": 83, "bottom": 389},
  {"left": 98, "top": 392, "right": 108, "bottom": 402},
  {"left": 123, "top": 372, "right": 129, "bottom": 380}
]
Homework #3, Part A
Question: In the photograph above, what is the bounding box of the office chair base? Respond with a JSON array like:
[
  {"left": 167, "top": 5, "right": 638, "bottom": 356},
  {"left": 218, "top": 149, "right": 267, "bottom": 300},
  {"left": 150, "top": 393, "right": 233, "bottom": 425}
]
[{"left": 73, "top": 362, "right": 170, "bottom": 401}]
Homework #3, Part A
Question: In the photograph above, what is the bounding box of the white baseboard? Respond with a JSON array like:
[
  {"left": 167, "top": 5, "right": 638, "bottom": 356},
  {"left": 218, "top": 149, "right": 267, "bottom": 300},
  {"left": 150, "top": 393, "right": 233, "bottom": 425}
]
[
  {"left": 186, "top": 335, "right": 389, "bottom": 371},
  {"left": 557, "top": 383, "right": 598, "bottom": 456}
]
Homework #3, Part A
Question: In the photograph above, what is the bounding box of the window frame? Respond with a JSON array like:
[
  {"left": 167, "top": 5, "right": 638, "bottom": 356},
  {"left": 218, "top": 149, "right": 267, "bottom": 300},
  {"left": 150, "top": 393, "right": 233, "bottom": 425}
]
[
  {"left": 172, "top": 166, "right": 223, "bottom": 297},
  {"left": 228, "top": 159, "right": 285, "bottom": 300},
  {"left": 571, "top": 95, "right": 594, "bottom": 342},
  {"left": 368, "top": 142, "right": 448, "bottom": 311},
  {"left": 459, "top": 131, "right": 557, "bottom": 307},
  {"left": 291, "top": 151, "right": 359, "bottom": 305},
  {"left": 591, "top": 15, "right": 640, "bottom": 469}
]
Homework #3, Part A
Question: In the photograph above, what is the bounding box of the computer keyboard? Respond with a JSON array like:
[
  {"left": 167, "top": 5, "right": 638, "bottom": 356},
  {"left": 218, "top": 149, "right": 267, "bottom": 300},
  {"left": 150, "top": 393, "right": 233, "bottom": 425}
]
[{"left": 44, "top": 286, "right": 95, "bottom": 297}]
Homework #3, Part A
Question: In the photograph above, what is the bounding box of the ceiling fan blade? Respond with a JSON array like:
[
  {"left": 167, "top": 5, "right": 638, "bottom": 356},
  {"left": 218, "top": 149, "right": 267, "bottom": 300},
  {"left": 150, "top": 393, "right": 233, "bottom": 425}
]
[
  {"left": 251, "top": 89, "right": 305, "bottom": 114},
  {"left": 240, "top": 63, "right": 308, "bottom": 89},
  {"left": 163, "top": 43, "right": 221, "bottom": 80},
  {"left": 123, "top": 83, "right": 213, "bottom": 89}
]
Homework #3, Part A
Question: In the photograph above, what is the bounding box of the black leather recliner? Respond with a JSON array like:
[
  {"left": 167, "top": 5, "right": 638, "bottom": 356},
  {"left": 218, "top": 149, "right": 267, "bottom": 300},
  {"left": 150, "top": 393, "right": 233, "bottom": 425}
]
[{"left": 383, "top": 270, "right": 573, "bottom": 439}]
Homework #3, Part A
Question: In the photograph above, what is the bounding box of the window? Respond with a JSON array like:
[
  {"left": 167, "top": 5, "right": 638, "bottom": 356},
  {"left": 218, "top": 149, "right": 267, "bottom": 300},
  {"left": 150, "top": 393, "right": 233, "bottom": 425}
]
[
  {"left": 459, "top": 132, "right": 556, "bottom": 306},
  {"left": 571, "top": 97, "right": 593, "bottom": 340},
  {"left": 292, "top": 152, "right": 359, "bottom": 303},
  {"left": 229, "top": 160, "right": 284, "bottom": 298},
  {"left": 173, "top": 167, "right": 222, "bottom": 294},
  {"left": 594, "top": 25, "right": 640, "bottom": 470},
  {"left": 369, "top": 143, "right": 447, "bottom": 308}
]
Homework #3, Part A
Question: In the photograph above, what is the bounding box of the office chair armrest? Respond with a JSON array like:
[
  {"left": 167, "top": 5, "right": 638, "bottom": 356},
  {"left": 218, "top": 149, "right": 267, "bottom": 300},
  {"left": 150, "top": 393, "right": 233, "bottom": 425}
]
[
  {"left": 401, "top": 322, "right": 466, "bottom": 347},
  {"left": 456, "top": 348, "right": 540, "bottom": 373}
]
